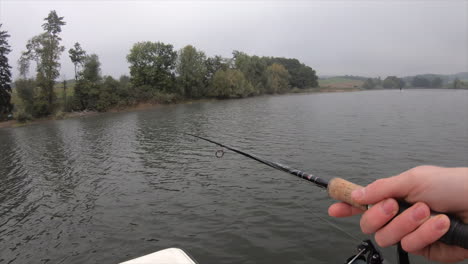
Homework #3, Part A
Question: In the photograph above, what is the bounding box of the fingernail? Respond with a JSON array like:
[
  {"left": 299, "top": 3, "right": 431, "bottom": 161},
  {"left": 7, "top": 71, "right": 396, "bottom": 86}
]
[
  {"left": 352, "top": 188, "right": 365, "bottom": 201},
  {"left": 433, "top": 215, "right": 449, "bottom": 231},
  {"left": 412, "top": 204, "right": 429, "bottom": 222},
  {"left": 381, "top": 199, "right": 397, "bottom": 216}
]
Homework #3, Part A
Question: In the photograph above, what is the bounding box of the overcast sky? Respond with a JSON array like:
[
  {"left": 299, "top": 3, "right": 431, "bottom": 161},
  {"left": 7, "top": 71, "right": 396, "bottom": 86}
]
[{"left": 1, "top": 0, "right": 467, "bottom": 79}]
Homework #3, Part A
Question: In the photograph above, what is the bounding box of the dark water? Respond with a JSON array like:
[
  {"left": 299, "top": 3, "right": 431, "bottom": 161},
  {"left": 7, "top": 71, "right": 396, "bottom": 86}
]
[{"left": 1, "top": 90, "right": 467, "bottom": 264}]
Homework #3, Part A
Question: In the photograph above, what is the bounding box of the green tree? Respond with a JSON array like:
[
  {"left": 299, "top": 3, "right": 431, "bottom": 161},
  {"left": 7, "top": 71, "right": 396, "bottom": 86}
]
[
  {"left": 0, "top": 24, "right": 13, "bottom": 118},
  {"left": 383, "top": 76, "right": 405, "bottom": 89},
  {"left": 362, "top": 78, "right": 376, "bottom": 89},
  {"left": 14, "top": 78, "right": 37, "bottom": 115},
  {"left": 411, "top": 76, "right": 430, "bottom": 87},
  {"left": 81, "top": 54, "right": 101, "bottom": 82},
  {"left": 176, "top": 45, "right": 208, "bottom": 98},
  {"left": 431, "top": 77, "right": 443, "bottom": 88},
  {"left": 96, "top": 76, "right": 120, "bottom": 111},
  {"left": 453, "top": 78, "right": 461, "bottom": 89},
  {"left": 205, "top": 55, "right": 230, "bottom": 83},
  {"left": 19, "top": 10, "right": 66, "bottom": 116},
  {"left": 233, "top": 51, "right": 267, "bottom": 93},
  {"left": 268, "top": 57, "right": 318, "bottom": 88},
  {"left": 68, "top": 42, "right": 86, "bottom": 80},
  {"left": 208, "top": 69, "right": 253, "bottom": 98},
  {"left": 73, "top": 54, "right": 102, "bottom": 110},
  {"left": 126, "top": 41, "right": 177, "bottom": 93},
  {"left": 265, "top": 63, "right": 290, "bottom": 94}
]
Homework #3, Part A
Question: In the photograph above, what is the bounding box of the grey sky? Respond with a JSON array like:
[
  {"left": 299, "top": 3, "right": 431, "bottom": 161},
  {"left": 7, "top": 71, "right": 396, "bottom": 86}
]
[{"left": 1, "top": 0, "right": 467, "bottom": 79}]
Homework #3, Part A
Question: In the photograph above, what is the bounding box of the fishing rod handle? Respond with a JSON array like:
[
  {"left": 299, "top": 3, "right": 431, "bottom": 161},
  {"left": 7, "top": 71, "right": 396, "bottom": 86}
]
[
  {"left": 397, "top": 201, "right": 468, "bottom": 249},
  {"left": 328, "top": 177, "right": 468, "bottom": 249},
  {"left": 327, "top": 177, "right": 367, "bottom": 210}
]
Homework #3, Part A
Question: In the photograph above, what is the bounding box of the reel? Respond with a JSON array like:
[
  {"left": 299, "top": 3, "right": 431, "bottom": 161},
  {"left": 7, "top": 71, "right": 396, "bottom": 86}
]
[{"left": 346, "top": 240, "right": 384, "bottom": 264}]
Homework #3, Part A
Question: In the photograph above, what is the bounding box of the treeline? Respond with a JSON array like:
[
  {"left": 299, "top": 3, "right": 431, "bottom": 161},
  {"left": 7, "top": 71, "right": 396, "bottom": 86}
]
[
  {"left": 0, "top": 11, "right": 318, "bottom": 121},
  {"left": 362, "top": 76, "right": 405, "bottom": 89},
  {"left": 362, "top": 75, "right": 467, "bottom": 90}
]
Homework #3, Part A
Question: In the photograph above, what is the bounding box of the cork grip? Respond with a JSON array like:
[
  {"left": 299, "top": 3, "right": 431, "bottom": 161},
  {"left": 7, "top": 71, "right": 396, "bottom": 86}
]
[{"left": 327, "top": 177, "right": 367, "bottom": 211}]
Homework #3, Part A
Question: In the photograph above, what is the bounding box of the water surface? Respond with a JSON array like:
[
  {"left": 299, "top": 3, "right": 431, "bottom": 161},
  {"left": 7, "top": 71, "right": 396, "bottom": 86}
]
[{"left": 1, "top": 90, "right": 467, "bottom": 264}]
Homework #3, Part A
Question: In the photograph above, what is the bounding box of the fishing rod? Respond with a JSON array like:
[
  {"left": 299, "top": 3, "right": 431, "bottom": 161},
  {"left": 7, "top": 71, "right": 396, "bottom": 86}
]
[{"left": 186, "top": 133, "right": 468, "bottom": 252}]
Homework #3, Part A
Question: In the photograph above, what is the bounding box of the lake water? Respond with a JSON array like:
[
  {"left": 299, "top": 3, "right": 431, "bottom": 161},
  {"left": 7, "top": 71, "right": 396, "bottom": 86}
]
[{"left": 1, "top": 89, "right": 467, "bottom": 264}]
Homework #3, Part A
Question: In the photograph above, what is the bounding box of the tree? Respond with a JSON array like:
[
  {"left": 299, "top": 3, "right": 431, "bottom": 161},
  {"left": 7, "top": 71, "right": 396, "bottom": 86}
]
[
  {"left": 74, "top": 54, "right": 102, "bottom": 110},
  {"left": 207, "top": 69, "right": 254, "bottom": 98},
  {"left": 176, "top": 45, "right": 208, "bottom": 98},
  {"left": 96, "top": 76, "right": 120, "bottom": 111},
  {"left": 126, "top": 41, "right": 177, "bottom": 93},
  {"left": 453, "top": 78, "right": 461, "bottom": 89},
  {"left": 68, "top": 42, "right": 86, "bottom": 80},
  {"left": 233, "top": 51, "right": 267, "bottom": 93},
  {"left": 19, "top": 10, "right": 66, "bottom": 115},
  {"left": 431, "top": 77, "right": 443, "bottom": 88},
  {"left": 205, "top": 55, "right": 230, "bottom": 83},
  {"left": 362, "top": 78, "right": 376, "bottom": 89},
  {"left": 383, "top": 76, "right": 405, "bottom": 89},
  {"left": 14, "top": 78, "right": 37, "bottom": 115},
  {"left": 0, "top": 24, "right": 13, "bottom": 118},
  {"left": 81, "top": 54, "right": 101, "bottom": 82},
  {"left": 411, "top": 76, "right": 430, "bottom": 87},
  {"left": 264, "top": 63, "right": 290, "bottom": 94},
  {"left": 268, "top": 57, "right": 318, "bottom": 88}
]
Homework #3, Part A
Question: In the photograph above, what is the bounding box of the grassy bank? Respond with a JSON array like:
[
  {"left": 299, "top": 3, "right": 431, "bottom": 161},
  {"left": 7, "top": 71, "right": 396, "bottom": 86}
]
[{"left": 318, "top": 77, "right": 364, "bottom": 89}]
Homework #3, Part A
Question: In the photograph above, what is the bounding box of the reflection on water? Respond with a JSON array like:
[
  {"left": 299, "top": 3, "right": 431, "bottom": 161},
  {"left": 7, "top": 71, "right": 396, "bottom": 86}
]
[{"left": 1, "top": 90, "right": 467, "bottom": 264}]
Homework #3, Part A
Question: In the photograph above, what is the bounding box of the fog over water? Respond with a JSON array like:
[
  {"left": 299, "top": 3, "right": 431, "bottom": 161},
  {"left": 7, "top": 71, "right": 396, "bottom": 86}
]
[{"left": 1, "top": 1, "right": 467, "bottom": 79}]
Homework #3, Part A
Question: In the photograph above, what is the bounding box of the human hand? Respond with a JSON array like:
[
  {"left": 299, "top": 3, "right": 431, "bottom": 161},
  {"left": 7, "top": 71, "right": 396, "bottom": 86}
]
[{"left": 328, "top": 166, "right": 468, "bottom": 263}]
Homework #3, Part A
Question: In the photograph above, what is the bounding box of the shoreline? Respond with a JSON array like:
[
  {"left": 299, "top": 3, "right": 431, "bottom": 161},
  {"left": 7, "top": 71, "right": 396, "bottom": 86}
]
[{"left": 0, "top": 87, "right": 362, "bottom": 129}]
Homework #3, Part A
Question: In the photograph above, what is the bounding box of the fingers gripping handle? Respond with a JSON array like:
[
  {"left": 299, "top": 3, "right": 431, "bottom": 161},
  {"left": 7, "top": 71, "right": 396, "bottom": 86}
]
[
  {"left": 327, "top": 177, "right": 367, "bottom": 211},
  {"left": 328, "top": 177, "right": 468, "bottom": 249},
  {"left": 439, "top": 217, "right": 468, "bottom": 249}
]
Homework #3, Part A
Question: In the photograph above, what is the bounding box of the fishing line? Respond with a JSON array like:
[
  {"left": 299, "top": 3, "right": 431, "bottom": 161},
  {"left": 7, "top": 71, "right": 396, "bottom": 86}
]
[
  {"left": 204, "top": 137, "right": 361, "bottom": 243},
  {"left": 186, "top": 133, "right": 468, "bottom": 251},
  {"left": 302, "top": 205, "right": 362, "bottom": 243}
]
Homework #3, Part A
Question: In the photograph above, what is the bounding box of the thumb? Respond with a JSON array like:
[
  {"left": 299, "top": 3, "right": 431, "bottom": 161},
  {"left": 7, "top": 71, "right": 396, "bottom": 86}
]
[{"left": 352, "top": 174, "right": 414, "bottom": 205}]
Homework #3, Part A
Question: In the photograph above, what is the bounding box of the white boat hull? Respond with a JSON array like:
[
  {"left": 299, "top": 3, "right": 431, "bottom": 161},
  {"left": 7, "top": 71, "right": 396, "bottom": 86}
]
[{"left": 120, "top": 248, "right": 197, "bottom": 264}]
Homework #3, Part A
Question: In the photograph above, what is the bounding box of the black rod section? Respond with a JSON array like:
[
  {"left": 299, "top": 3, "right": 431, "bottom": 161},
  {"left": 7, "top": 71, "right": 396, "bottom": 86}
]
[{"left": 186, "top": 133, "right": 328, "bottom": 189}]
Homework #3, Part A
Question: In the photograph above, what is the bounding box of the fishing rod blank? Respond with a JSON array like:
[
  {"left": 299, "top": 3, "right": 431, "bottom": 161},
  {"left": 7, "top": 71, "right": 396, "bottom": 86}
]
[{"left": 187, "top": 133, "right": 468, "bottom": 250}]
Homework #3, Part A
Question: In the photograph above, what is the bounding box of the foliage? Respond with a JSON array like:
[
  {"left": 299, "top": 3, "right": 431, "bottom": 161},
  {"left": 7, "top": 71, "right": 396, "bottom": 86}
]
[
  {"left": 127, "top": 41, "right": 177, "bottom": 93},
  {"left": 208, "top": 69, "right": 254, "bottom": 98},
  {"left": 205, "top": 55, "right": 230, "bottom": 84},
  {"left": 0, "top": 24, "right": 13, "bottom": 118},
  {"left": 411, "top": 76, "right": 431, "bottom": 87},
  {"left": 264, "top": 63, "right": 290, "bottom": 94},
  {"left": 383, "top": 76, "right": 405, "bottom": 89},
  {"left": 267, "top": 57, "right": 318, "bottom": 88},
  {"left": 81, "top": 54, "right": 101, "bottom": 82},
  {"left": 233, "top": 51, "right": 267, "bottom": 93},
  {"left": 14, "top": 78, "right": 36, "bottom": 115},
  {"left": 18, "top": 10, "right": 66, "bottom": 116},
  {"left": 95, "top": 76, "right": 120, "bottom": 111},
  {"left": 431, "top": 77, "right": 443, "bottom": 88},
  {"left": 361, "top": 77, "right": 382, "bottom": 89},
  {"left": 362, "top": 78, "right": 376, "bottom": 89},
  {"left": 176, "top": 45, "right": 208, "bottom": 98},
  {"left": 68, "top": 42, "right": 86, "bottom": 80},
  {"left": 73, "top": 54, "right": 102, "bottom": 110},
  {"left": 12, "top": 12, "right": 323, "bottom": 121},
  {"left": 452, "top": 78, "right": 468, "bottom": 89},
  {"left": 14, "top": 109, "right": 33, "bottom": 122}
]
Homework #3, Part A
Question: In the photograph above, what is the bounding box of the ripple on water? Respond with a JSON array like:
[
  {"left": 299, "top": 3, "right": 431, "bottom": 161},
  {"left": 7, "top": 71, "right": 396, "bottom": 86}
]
[{"left": 0, "top": 90, "right": 467, "bottom": 264}]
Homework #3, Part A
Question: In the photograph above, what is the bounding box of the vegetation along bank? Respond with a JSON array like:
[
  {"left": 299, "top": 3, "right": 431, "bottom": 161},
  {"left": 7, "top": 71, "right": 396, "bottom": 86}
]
[{"left": 0, "top": 10, "right": 467, "bottom": 125}]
